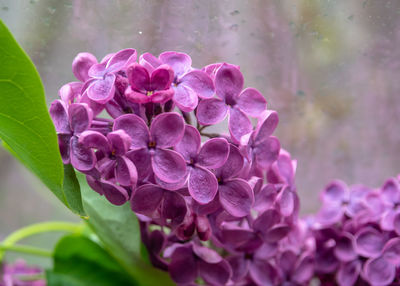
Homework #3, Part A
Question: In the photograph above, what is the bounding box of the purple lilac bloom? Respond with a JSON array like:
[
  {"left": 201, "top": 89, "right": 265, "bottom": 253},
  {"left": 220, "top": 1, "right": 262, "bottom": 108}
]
[{"left": 0, "top": 260, "right": 45, "bottom": 286}]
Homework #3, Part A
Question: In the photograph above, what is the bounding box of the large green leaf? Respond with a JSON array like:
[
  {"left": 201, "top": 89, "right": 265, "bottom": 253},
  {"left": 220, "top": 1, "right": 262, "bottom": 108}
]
[
  {"left": 0, "top": 19, "right": 85, "bottom": 215},
  {"left": 77, "top": 173, "right": 175, "bottom": 286},
  {"left": 47, "top": 235, "right": 138, "bottom": 286}
]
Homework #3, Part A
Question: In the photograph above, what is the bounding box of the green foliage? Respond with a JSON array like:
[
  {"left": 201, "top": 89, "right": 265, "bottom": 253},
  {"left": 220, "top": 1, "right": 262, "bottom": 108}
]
[
  {"left": 0, "top": 19, "right": 85, "bottom": 215},
  {"left": 46, "top": 235, "right": 138, "bottom": 286}
]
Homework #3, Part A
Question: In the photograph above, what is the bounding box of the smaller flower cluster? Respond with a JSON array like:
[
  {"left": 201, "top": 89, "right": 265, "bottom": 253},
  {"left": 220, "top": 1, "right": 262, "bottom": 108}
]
[
  {"left": 313, "top": 175, "right": 400, "bottom": 286},
  {"left": 50, "top": 49, "right": 312, "bottom": 285},
  {"left": 0, "top": 260, "right": 45, "bottom": 286}
]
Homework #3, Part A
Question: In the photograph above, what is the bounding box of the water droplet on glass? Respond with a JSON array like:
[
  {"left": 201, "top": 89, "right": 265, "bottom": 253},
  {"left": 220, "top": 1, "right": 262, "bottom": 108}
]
[{"left": 138, "top": 31, "right": 143, "bottom": 35}]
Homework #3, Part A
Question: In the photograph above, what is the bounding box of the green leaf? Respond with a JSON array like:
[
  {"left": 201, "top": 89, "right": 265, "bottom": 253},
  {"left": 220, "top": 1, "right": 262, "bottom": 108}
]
[
  {"left": 77, "top": 173, "right": 175, "bottom": 286},
  {"left": 0, "top": 19, "right": 85, "bottom": 215},
  {"left": 47, "top": 235, "right": 138, "bottom": 286}
]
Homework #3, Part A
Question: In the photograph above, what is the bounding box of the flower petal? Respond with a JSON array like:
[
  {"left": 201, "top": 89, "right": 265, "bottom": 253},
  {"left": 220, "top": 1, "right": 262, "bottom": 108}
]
[
  {"left": 113, "top": 114, "right": 149, "bottom": 149},
  {"left": 196, "top": 98, "right": 228, "bottom": 125},
  {"left": 180, "top": 70, "right": 214, "bottom": 99},
  {"left": 237, "top": 87, "right": 267, "bottom": 117},
  {"left": 125, "top": 87, "right": 150, "bottom": 104},
  {"left": 59, "top": 82, "right": 82, "bottom": 105},
  {"left": 255, "top": 110, "right": 279, "bottom": 142},
  {"left": 337, "top": 260, "right": 361, "bottom": 286},
  {"left": 198, "top": 260, "right": 232, "bottom": 286},
  {"left": 249, "top": 259, "right": 278, "bottom": 286},
  {"left": 227, "top": 256, "right": 248, "bottom": 282},
  {"left": 49, "top": 100, "right": 70, "bottom": 134},
  {"left": 70, "top": 136, "right": 96, "bottom": 172},
  {"left": 150, "top": 64, "right": 174, "bottom": 91},
  {"left": 72, "top": 52, "right": 98, "bottom": 82},
  {"left": 127, "top": 63, "right": 151, "bottom": 91},
  {"left": 161, "top": 191, "right": 187, "bottom": 226},
  {"left": 115, "top": 156, "right": 138, "bottom": 187},
  {"left": 126, "top": 148, "right": 152, "bottom": 180},
  {"left": 317, "top": 203, "right": 345, "bottom": 226},
  {"left": 99, "top": 179, "right": 129, "bottom": 205},
  {"left": 58, "top": 134, "right": 71, "bottom": 164},
  {"left": 363, "top": 256, "right": 395, "bottom": 286},
  {"left": 197, "top": 138, "right": 229, "bottom": 169},
  {"left": 253, "top": 209, "right": 280, "bottom": 235},
  {"left": 381, "top": 178, "right": 400, "bottom": 204},
  {"left": 150, "top": 112, "right": 185, "bottom": 148},
  {"left": 87, "top": 74, "right": 116, "bottom": 104},
  {"left": 189, "top": 166, "right": 218, "bottom": 205},
  {"left": 131, "top": 184, "right": 164, "bottom": 215},
  {"left": 68, "top": 103, "right": 93, "bottom": 134},
  {"left": 107, "top": 130, "right": 132, "bottom": 156},
  {"left": 382, "top": 237, "right": 400, "bottom": 265},
  {"left": 276, "top": 186, "right": 295, "bottom": 217},
  {"left": 169, "top": 246, "right": 197, "bottom": 284},
  {"left": 219, "top": 179, "right": 254, "bottom": 217},
  {"left": 152, "top": 148, "right": 187, "bottom": 183},
  {"left": 139, "top": 52, "right": 161, "bottom": 72},
  {"left": 88, "top": 62, "right": 107, "bottom": 78},
  {"left": 292, "top": 254, "right": 315, "bottom": 284},
  {"left": 174, "top": 125, "right": 201, "bottom": 161},
  {"left": 215, "top": 63, "right": 243, "bottom": 101},
  {"left": 354, "top": 227, "right": 385, "bottom": 258},
  {"left": 214, "top": 144, "right": 244, "bottom": 180},
  {"left": 229, "top": 106, "right": 253, "bottom": 143},
  {"left": 150, "top": 88, "right": 174, "bottom": 104},
  {"left": 79, "top": 130, "right": 110, "bottom": 153},
  {"left": 253, "top": 136, "right": 281, "bottom": 169},
  {"left": 173, "top": 85, "right": 198, "bottom": 112},
  {"left": 159, "top": 51, "right": 192, "bottom": 77},
  {"left": 264, "top": 224, "right": 290, "bottom": 243},
  {"left": 321, "top": 180, "right": 348, "bottom": 204},
  {"left": 106, "top": 48, "right": 137, "bottom": 72},
  {"left": 334, "top": 233, "right": 358, "bottom": 262},
  {"left": 193, "top": 244, "right": 222, "bottom": 264}
]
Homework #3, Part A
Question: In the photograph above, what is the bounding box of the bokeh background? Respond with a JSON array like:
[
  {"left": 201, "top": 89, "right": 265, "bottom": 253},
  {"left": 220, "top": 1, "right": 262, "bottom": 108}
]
[{"left": 1, "top": 0, "right": 400, "bottom": 265}]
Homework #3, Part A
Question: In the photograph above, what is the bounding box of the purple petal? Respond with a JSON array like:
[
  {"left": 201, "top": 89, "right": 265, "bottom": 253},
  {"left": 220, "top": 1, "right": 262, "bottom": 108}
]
[
  {"left": 198, "top": 260, "right": 231, "bottom": 286},
  {"left": 107, "top": 130, "right": 132, "bottom": 156},
  {"left": 169, "top": 246, "right": 197, "bottom": 284},
  {"left": 363, "top": 256, "right": 395, "bottom": 286},
  {"left": 382, "top": 237, "right": 400, "bottom": 265},
  {"left": 155, "top": 174, "right": 188, "bottom": 191},
  {"left": 195, "top": 216, "right": 211, "bottom": 241},
  {"left": 197, "top": 138, "right": 229, "bottom": 169},
  {"left": 125, "top": 88, "right": 151, "bottom": 104},
  {"left": 253, "top": 136, "right": 281, "bottom": 169},
  {"left": 126, "top": 148, "right": 152, "bottom": 180},
  {"left": 292, "top": 254, "right": 314, "bottom": 284},
  {"left": 180, "top": 70, "right": 214, "bottom": 99},
  {"left": 78, "top": 92, "right": 105, "bottom": 116},
  {"left": 215, "top": 63, "right": 243, "bottom": 101},
  {"left": 149, "top": 88, "right": 174, "bottom": 104},
  {"left": 253, "top": 209, "right": 280, "bottom": 235},
  {"left": 317, "top": 203, "right": 345, "bottom": 226},
  {"left": 255, "top": 110, "right": 279, "bottom": 143},
  {"left": 229, "top": 106, "right": 253, "bottom": 143},
  {"left": 150, "top": 64, "right": 174, "bottom": 91},
  {"left": 72, "top": 52, "right": 98, "bottom": 82},
  {"left": 159, "top": 51, "right": 192, "bottom": 77},
  {"left": 279, "top": 250, "right": 297, "bottom": 275},
  {"left": 127, "top": 63, "right": 151, "bottom": 91},
  {"left": 173, "top": 84, "right": 198, "bottom": 112},
  {"left": 265, "top": 224, "right": 290, "bottom": 243},
  {"left": 249, "top": 259, "right": 278, "bottom": 286},
  {"left": 88, "top": 62, "right": 107, "bottom": 78},
  {"left": 68, "top": 103, "right": 93, "bottom": 134},
  {"left": 130, "top": 184, "right": 164, "bottom": 216},
  {"left": 219, "top": 179, "right": 254, "bottom": 217},
  {"left": 150, "top": 112, "right": 185, "bottom": 148},
  {"left": 380, "top": 210, "right": 397, "bottom": 231},
  {"left": 189, "top": 166, "right": 218, "bottom": 205},
  {"left": 276, "top": 186, "right": 295, "bottom": 217},
  {"left": 113, "top": 114, "right": 149, "bottom": 149},
  {"left": 321, "top": 180, "right": 348, "bottom": 204},
  {"left": 161, "top": 191, "right": 187, "bottom": 226},
  {"left": 193, "top": 244, "right": 222, "bottom": 264},
  {"left": 59, "top": 82, "right": 82, "bottom": 105},
  {"left": 355, "top": 227, "right": 385, "bottom": 258},
  {"left": 139, "top": 52, "right": 161, "bottom": 72},
  {"left": 196, "top": 98, "right": 228, "bottom": 125},
  {"left": 115, "top": 156, "right": 138, "bottom": 187},
  {"left": 106, "top": 48, "right": 137, "bottom": 72},
  {"left": 334, "top": 233, "right": 358, "bottom": 262},
  {"left": 58, "top": 134, "right": 71, "bottom": 164},
  {"left": 254, "top": 184, "right": 277, "bottom": 212},
  {"left": 394, "top": 213, "right": 400, "bottom": 236},
  {"left": 381, "top": 178, "right": 400, "bottom": 204},
  {"left": 237, "top": 88, "right": 267, "bottom": 117},
  {"left": 99, "top": 179, "right": 129, "bottom": 205},
  {"left": 337, "top": 260, "right": 361, "bottom": 286},
  {"left": 49, "top": 100, "right": 70, "bottom": 134},
  {"left": 87, "top": 74, "right": 116, "bottom": 104},
  {"left": 152, "top": 148, "right": 187, "bottom": 183},
  {"left": 70, "top": 136, "right": 96, "bottom": 171},
  {"left": 79, "top": 130, "right": 110, "bottom": 154},
  {"left": 86, "top": 175, "right": 103, "bottom": 195},
  {"left": 215, "top": 144, "right": 244, "bottom": 180},
  {"left": 174, "top": 125, "right": 201, "bottom": 161},
  {"left": 227, "top": 256, "right": 248, "bottom": 282}
]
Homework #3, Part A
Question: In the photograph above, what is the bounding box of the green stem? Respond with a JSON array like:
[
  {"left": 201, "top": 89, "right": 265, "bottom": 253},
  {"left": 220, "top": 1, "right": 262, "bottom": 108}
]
[
  {"left": 0, "top": 221, "right": 82, "bottom": 261},
  {"left": 0, "top": 244, "right": 52, "bottom": 257}
]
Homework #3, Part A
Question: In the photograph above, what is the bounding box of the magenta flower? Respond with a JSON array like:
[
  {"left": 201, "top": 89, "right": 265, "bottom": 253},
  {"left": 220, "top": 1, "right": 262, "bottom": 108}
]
[
  {"left": 1, "top": 260, "right": 46, "bottom": 286},
  {"left": 49, "top": 101, "right": 95, "bottom": 172},
  {"left": 124, "top": 59, "right": 174, "bottom": 104},
  {"left": 379, "top": 177, "right": 400, "bottom": 231},
  {"left": 114, "top": 112, "right": 187, "bottom": 183},
  {"left": 159, "top": 51, "right": 215, "bottom": 112},
  {"left": 82, "top": 49, "right": 137, "bottom": 104},
  {"left": 174, "top": 124, "right": 229, "bottom": 204},
  {"left": 196, "top": 63, "right": 267, "bottom": 142}
]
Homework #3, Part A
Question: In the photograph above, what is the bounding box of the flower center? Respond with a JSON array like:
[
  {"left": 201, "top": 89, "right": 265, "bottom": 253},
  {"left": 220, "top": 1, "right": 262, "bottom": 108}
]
[
  {"left": 146, "top": 91, "right": 154, "bottom": 97},
  {"left": 148, "top": 141, "right": 156, "bottom": 148}
]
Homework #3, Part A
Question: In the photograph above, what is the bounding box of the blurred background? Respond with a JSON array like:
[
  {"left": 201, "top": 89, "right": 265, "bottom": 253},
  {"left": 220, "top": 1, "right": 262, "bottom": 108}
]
[{"left": 1, "top": 0, "right": 400, "bottom": 265}]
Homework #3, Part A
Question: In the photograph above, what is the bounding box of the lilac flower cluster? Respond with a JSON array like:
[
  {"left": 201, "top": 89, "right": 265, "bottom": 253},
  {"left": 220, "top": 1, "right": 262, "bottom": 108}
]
[
  {"left": 313, "top": 176, "right": 400, "bottom": 286},
  {"left": 0, "top": 260, "right": 45, "bottom": 286},
  {"left": 50, "top": 49, "right": 314, "bottom": 285}
]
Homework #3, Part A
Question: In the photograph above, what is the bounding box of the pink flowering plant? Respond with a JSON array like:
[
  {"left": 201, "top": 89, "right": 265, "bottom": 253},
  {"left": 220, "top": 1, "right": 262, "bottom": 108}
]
[{"left": 1, "top": 19, "right": 400, "bottom": 286}]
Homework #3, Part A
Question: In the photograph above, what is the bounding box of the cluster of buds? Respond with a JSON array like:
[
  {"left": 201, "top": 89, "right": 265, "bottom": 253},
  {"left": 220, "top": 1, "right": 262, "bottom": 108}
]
[
  {"left": 0, "top": 260, "right": 45, "bottom": 286},
  {"left": 313, "top": 176, "right": 400, "bottom": 286},
  {"left": 49, "top": 49, "right": 314, "bottom": 285}
]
